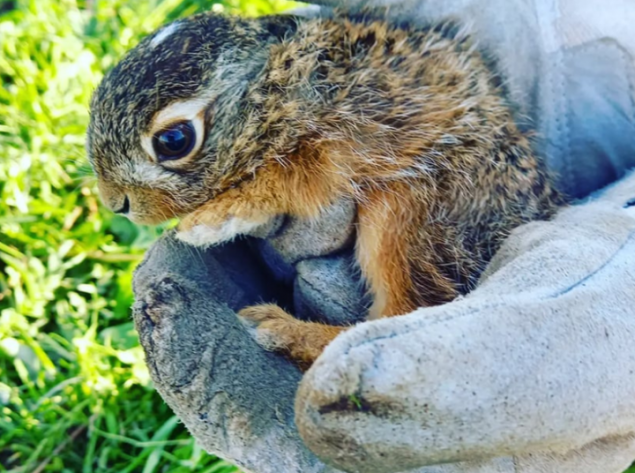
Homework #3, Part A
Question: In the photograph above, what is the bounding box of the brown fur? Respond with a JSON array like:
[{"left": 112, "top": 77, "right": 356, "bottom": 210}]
[{"left": 88, "top": 11, "right": 563, "bottom": 369}]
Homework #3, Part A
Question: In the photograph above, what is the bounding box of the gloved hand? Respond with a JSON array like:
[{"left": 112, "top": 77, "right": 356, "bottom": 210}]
[{"left": 131, "top": 0, "right": 635, "bottom": 472}]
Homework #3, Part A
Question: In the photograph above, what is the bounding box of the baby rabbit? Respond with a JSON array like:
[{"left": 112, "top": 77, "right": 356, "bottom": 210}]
[{"left": 87, "top": 10, "right": 561, "bottom": 368}]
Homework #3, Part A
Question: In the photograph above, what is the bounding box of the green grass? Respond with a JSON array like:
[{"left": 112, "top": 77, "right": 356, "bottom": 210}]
[{"left": 0, "top": 0, "right": 294, "bottom": 471}]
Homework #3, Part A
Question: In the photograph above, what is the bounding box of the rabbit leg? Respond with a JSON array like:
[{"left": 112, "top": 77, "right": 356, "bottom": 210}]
[
  {"left": 240, "top": 185, "right": 460, "bottom": 367},
  {"left": 357, "top": 185, "right": 459, "bottom": 319}
]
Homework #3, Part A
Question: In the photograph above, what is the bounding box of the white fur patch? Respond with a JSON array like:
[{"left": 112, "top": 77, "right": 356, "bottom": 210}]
[
  {"left": 176, "top": 218, "right": 266, "bottom": 248},
  {"left": 152, "top": 99, "right": 209, "bottom": 127},
  {"left": 151, "top": 22, "right": 181, "bottom": 48}
]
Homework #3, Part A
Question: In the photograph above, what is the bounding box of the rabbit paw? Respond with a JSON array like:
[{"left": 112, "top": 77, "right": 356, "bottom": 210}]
[
  {"left": 238, "top": 304, "right": 346, "bottom": 368},
  {"left": 238, "top": 304, "right": 301, "bottom": 352}
]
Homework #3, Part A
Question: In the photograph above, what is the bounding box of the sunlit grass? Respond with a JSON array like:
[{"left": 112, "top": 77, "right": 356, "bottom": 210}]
[{"left": 0, "top": 0, "right": 294, "bottom": 471}]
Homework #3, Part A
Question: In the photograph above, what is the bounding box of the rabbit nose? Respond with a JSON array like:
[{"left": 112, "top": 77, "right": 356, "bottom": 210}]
[
  {"left": 113, "top": 195, "right": 130, "bottom": 215},
  {"left": 97, "top": 181, "right": 130, "bottom": 215}
]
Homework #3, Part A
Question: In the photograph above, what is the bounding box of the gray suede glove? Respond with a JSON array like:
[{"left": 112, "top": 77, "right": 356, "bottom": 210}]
[{"left": 132, "top": 1, "right": 635, "bottom": 472}]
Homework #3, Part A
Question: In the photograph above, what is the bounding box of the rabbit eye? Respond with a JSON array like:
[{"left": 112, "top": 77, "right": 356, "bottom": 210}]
[{"left": 152, "top": 121, "right": 196, "bottom": 162}]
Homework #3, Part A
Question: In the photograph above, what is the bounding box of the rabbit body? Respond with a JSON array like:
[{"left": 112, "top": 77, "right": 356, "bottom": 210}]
[{"left": 88, "top": 11, "right": 561, "bottom": 367}]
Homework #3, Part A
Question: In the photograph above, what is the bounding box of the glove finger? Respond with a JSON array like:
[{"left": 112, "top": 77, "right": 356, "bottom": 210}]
[
  {"left": 254, "top": 198, "right": 368, "bottom": 323},
  {"left": 293, "top": 254, "right": 370, "bottom": 325},
  {"left": 132, "top": 235, "right": 335, "bottom": 472}
]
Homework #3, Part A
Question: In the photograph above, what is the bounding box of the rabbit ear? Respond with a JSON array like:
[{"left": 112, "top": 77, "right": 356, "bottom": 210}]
[{"left": 258, "top": 14, "right": 299, "bottom": 42}]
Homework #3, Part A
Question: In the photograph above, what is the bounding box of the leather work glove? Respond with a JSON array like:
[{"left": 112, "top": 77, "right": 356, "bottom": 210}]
[{"left": 131, "top": 0, "right": 635, "bottom": 472}]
